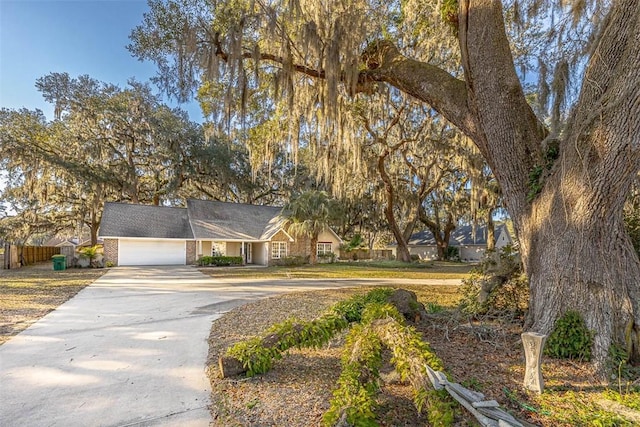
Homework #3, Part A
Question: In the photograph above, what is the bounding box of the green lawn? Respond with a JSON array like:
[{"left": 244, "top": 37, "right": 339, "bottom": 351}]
[{"left": 199, "top": 260, "right": 475, "bottom": 280}]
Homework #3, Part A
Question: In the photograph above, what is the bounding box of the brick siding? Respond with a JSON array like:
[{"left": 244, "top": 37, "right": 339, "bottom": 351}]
[
  {"left": 103, "top": 239, "right": 118, "bottom": 266},
  {"left": 186, "top": 241, "right": 196, "bottom": 265}
]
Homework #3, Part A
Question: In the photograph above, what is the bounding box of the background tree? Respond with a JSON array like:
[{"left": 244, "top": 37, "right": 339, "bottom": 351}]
[
  {"left": 282, "top": 190, "right": 339, "bottom": 264},
  {"left": 1, "top": 73, "right": 278, "bottom": 245},
  {"left": 419, "top": 169, "right": 469, "bottom": 260},
  {"left": 0, "top": 108, "right": 76, "bottom": 243}
]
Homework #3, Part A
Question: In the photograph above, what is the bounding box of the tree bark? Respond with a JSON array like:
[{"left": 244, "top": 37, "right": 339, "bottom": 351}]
[
  {"left": 522, "top": 0, "right": 640, "bottom": 365},
  {"left": 378, "top": 148, "right": 412, "bottom": 262},
  {"left": 486, "top": 213, "right": 495, "bottom": 252},
  {"left": 421, "top": 209, "right": 456, "bottom": 261},
  {"left": 309, "top": 234, "right": 319, "bottom": 265},
  {"left": 364, "top": 0, "right": 640, "bottom": 367}
]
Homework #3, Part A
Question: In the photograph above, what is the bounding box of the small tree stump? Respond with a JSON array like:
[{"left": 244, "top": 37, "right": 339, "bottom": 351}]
[
  {"left": 219, "top": 356, "right": 245, "bottom": 377},
  {"left": 522, "top": 332, "right": 547, "bottom": 393}
]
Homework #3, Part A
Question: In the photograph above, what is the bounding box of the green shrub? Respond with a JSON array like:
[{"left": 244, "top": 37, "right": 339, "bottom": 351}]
[
  {"left": 459, "top": 245, "right": 528, "bottom": 318},
  {"left": 331, "top": 288, "right": 394, "bottom": 323},
  {"left": 198, "top": 256, "right": 213, "bottom": 266},
  {"left": 198, "top": 255, "right": 242, "bottom": 266},
  {"left": 445, "top": 246, "right": 459, "bottom": 261},
  {"left": 544, "top": 310, "right": 594, "bottom": 361},
  {"left": 318, "top": 252, "right": 336, "bottom": 263}
]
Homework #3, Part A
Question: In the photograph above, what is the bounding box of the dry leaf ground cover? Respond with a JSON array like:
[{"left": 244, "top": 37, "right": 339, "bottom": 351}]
[
  {"left": 0, "top": 263, "right": 106, "bottom": 345},
  {"left": 206, "top": 283, "right": 640, "bottom": 426}
]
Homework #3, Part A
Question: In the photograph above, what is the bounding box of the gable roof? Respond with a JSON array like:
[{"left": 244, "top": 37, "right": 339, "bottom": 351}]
[
  {"left": 100, "top": 202, "right": 194, "bottom": 239},
  {"left": 44, "top": 237, "right": 79, "bottom": 247},
  {"left": 408, "top": 224, "right": 510, "bottom": 246},
  {"left": 187, "top": 199, "right": 285, "bottom": 241},
  {"left": 99, "top": 200, "right": 289, "bottom": 242}
]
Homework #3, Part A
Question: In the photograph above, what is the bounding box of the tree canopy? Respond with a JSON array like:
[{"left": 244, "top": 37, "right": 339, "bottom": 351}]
[{"left": 129, "top": 0, "right": 640, "bottom": 370}]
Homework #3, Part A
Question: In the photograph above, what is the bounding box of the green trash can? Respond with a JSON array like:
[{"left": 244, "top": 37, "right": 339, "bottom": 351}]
[{"left": 52, "top": 254, "right": 66, "bottom": 271}]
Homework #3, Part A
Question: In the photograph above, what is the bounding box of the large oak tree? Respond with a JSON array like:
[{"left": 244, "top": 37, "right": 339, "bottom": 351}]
[{"left": 130, "top": 0, "right": 640, "bottom": 369}]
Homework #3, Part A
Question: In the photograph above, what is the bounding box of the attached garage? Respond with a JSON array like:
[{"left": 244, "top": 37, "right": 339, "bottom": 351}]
[
  {"left": 118, "top": 238, "right": 187, "bottom": 266},
  {"left": 99, "top": 203, "right": 195, "bottom": 267}
]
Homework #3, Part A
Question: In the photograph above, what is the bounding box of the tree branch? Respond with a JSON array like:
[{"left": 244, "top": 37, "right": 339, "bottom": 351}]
[{"left": 360, "top": 41, "right": 481, "bottom": 143}]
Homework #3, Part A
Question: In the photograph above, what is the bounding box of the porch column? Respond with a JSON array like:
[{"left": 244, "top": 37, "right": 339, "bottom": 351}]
[{"left": 240, "top": 241, "right": 245, "bottom": 265}]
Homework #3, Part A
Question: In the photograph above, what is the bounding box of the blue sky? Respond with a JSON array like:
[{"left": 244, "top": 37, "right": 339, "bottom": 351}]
[{"left": 0, "top": 0, "right": 202, "bottom": 121}]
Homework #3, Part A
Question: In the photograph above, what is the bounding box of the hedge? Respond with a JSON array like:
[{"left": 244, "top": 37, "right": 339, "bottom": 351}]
[{"left": 198, "top": 255, "right": 243, "bottom": 266}]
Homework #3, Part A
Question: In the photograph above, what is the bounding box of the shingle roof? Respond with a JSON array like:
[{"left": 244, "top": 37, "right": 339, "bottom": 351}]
[
  {"left": 187, "top": 199, "right": 285, "bottom": 241},
  {"left": 99, "top": 202, "right": 194, "bottom": 239},
  {"left": 408, "top": 224, "right": 509, "bottom": 246}
]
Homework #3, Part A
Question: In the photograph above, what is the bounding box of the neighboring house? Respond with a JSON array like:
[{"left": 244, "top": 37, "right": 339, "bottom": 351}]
[
  {"left": 399, "top": 224, "right": 512, "bottom": 262},
  {"left": 43, "top": 236, "right": 104, "bottom": 248},
  {"left": 43, "top": 237, "right": 79, "bottom": 248},
  {"left": 98, "top": 200, "right": 343, "bottom": 266}
]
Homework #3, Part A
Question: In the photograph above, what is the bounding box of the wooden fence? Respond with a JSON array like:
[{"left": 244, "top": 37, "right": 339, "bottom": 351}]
[
  {"left": 339, "top": 249, "right": 394, "bottom": 261},
  {"left": 2, "top": 244, "right": 61, "bottom": 269}
]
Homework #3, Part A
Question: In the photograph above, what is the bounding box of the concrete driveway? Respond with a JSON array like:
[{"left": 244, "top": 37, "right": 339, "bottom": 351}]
[{"left": 0, "top": 266, "right": 460, "bottom": 426}]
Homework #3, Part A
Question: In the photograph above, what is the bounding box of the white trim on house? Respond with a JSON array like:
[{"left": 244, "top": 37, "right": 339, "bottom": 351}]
[
  {"left": 271, "top": 241, "right": 288, "bottom": 259},
  {"left": 275, "top": 228, "right": 295, "bottom": 242}
]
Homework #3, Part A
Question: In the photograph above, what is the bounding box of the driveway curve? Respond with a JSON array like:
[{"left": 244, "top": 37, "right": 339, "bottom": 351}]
[{"left": 0, "top": 266, "right": 459, "bottom": 426}]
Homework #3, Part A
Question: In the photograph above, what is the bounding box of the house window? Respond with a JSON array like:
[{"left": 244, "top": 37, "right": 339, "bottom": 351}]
[
  {"left": 272, "top": 241, "right": 288, "bottom": 259},
  {"left": 212, "top": 242, "right": 225, "bottom": 256},
  {"left": 317, "top": 242, "right": 332, "bottom": 256}
]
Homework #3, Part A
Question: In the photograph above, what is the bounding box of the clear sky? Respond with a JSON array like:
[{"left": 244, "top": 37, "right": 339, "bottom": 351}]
[{"left": 0, "top": 0, "right": 203, "bottom": 122}]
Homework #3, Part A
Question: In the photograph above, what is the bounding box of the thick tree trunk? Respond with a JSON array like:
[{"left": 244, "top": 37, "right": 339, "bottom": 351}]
[
  {"left": 378, "top": 150, "right": 413, "bottom": 262},
  {"left": 309, "top": 235, "right": 318, "bottom": 264},
  {"left": 524, "top": 0, "right": 640, "bottom": 367},
  {"left": 486, "top": 214, "right": 495, "bottom": 251},
  {"left": 421, "top": 207, "right": 456, "bottom": 261},
  {"left": 463, "top": 0, "right": 640, "bottom": 368},
  {"left": 364, "top": 0, "right": 640, "bottom": 367},
  {"left": 524, "top": 193, "right": 640, "bottom": 366},
  {"left": 90, "top": 221, "right": 99, "bottom": 247},
  {"left": 465, "top": 0, "right": 640, "bottom": 368}
]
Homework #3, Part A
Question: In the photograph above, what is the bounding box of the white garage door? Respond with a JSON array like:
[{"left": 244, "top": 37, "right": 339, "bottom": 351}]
[{"left": 119, "top": 239, "right": 186, "bottom": 266}]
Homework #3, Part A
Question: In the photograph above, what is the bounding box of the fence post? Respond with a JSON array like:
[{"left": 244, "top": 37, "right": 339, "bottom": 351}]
[
  {"left": 522, "top": 332, "right": 547, "bottom": 393},
  {"left": 3, "top": 243, "right": 9, "bottom": 269}
]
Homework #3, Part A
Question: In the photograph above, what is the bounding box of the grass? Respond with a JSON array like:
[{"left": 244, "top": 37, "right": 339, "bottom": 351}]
[
  {"left": 200, "top": 260, "right": 474, "bottom": 280},
  {"left": 531, "top": 388, "right": 640, "bottom": 426},
  {"left": 0, "top": 263, "right": 106, "bottom": 345}
]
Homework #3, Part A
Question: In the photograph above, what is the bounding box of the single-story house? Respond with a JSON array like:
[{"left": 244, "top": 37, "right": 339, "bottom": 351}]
[
  {"left": 396, "top": 224, "right": 512, "bottom": 262},
  {"left": 99, "top": 200, "right": 342, "bottom": 266}
]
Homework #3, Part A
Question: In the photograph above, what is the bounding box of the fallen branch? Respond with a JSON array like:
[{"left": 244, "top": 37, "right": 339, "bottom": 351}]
[{"left": 221, "top": 288, "right": 426, "bottom": 378}]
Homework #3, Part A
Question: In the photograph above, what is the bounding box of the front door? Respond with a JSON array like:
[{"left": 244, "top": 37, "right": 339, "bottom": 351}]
[{"left": 244, "top": 242, "right": 252, "bottom": 264}]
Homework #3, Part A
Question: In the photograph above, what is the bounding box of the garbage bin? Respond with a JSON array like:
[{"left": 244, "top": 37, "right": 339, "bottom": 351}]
[{"left": 52, "top": 254, "right": 66, "bottom": 271}]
